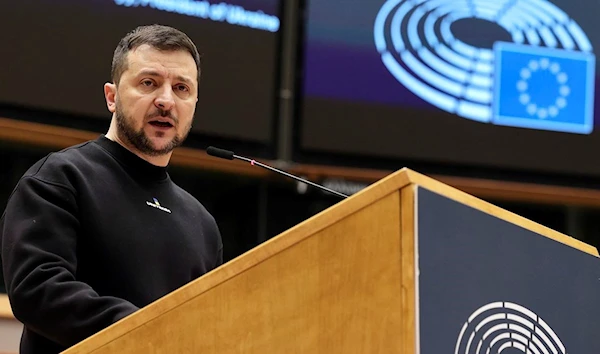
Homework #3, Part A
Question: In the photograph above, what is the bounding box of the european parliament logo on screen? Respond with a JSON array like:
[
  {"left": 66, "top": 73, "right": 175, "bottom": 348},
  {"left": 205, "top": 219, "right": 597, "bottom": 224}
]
[
  {"left": 374, "top": 0, "right": 596, "bottom": 135},
  {"left": 493, "top": 42, "right": 595, "bottom": 134}
]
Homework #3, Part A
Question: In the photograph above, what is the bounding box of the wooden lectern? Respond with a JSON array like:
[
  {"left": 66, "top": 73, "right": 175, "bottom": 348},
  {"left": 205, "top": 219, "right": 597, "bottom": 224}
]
[{"left": 62, "top": 168, "right": 600, "bottom": 353}]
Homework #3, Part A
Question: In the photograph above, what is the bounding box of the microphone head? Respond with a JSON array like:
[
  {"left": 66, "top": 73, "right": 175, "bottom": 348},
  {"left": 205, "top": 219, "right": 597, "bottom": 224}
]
[{"left": 206, "top": 146, "right": 234, "bottom": 160}]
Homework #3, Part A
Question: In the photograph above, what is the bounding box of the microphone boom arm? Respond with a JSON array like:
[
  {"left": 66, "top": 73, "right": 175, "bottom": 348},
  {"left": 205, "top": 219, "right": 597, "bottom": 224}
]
[{"left": 233, "top": 155, "right": 349, "bottom": 199}]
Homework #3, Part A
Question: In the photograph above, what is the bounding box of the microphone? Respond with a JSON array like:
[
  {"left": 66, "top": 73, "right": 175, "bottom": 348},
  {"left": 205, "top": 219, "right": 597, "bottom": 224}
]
[{"left": 206, "top": 146, "right": 348, "bottom": 199}]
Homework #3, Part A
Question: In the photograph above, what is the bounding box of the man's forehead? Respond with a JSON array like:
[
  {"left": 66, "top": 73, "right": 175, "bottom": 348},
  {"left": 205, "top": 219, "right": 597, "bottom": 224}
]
[{"left": 125, "top": 45, "right": 198, "bottom": 77}]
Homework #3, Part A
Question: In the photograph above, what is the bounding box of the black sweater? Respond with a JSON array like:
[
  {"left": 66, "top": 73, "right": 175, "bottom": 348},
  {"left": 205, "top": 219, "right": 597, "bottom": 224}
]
[{"left": 1, "top": 136, "right": 223, "bottom": 353}]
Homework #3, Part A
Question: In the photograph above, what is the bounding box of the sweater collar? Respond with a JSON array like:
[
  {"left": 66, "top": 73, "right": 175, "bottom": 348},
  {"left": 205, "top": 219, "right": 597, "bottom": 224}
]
[{"left": 94, "top": 135, "right": 169, "bottom": 183}]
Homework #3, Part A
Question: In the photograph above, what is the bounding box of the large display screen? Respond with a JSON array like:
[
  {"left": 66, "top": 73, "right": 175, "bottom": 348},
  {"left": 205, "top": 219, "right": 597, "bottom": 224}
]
[
  {"left": 0, "top": 0, "right": 281, "bottom": 146},
  {"left": 298, "top": 0, "right": 600, "bottom": 178}
]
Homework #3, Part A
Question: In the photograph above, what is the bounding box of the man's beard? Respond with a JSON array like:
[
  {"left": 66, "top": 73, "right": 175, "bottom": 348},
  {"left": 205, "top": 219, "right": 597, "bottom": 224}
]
[{"left": 115, "top": 101, "right": 192, "bottom": 156}]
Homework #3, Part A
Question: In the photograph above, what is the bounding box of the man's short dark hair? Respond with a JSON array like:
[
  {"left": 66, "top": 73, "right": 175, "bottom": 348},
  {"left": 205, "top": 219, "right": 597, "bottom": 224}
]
[{"left": 111, "top": 24, "right": 202, "bottom": 85}]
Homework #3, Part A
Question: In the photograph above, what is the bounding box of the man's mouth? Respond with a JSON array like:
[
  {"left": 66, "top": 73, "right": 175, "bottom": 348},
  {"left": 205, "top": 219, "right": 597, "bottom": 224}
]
[{"left": 148, "top": 120, "right": 174, "bottom": 128}]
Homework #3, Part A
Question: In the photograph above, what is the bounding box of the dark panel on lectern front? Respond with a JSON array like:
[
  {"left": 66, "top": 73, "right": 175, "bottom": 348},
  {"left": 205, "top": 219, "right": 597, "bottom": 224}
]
[{"left": 417, "top": 187, "right": 600, "bottom": 353}]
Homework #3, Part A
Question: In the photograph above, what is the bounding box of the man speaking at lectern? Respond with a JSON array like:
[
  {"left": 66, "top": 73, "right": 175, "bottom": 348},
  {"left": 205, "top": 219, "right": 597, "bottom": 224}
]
[{"left": 0, "top": 24, "right": 223, "bottom": 353}]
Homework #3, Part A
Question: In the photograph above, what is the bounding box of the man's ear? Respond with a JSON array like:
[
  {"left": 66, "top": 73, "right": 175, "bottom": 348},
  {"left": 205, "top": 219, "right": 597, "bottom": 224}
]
[{"left": 104, "top": 82, "right": 117, "bottom": 113}]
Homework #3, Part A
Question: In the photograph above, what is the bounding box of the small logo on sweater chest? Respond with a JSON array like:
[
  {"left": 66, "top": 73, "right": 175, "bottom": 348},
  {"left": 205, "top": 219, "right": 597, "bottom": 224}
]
[{"left": 146, "top": 198, "right": 171, "bottom": 213}]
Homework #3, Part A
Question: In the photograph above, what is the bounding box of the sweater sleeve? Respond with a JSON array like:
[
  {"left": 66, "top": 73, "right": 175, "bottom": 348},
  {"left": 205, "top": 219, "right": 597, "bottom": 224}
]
[{"left": 0, "top": 175, "right": 139, "bottom": 347}]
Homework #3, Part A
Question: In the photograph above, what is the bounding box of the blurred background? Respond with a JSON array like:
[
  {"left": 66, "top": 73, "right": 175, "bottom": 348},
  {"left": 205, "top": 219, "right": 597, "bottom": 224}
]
[{"left": 2, "top": 0, "right": 600, "bottom": 295}]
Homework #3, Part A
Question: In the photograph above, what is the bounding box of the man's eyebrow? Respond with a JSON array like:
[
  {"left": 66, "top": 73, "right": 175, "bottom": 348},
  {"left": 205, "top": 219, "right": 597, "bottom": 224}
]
[
  {"left": 175, "top": 75, "right": 194, "bottom": 86},
  {"left": 137, "top": 70, "right": 194, "bottom": 86},
  {"left": 137, "top": 69, "right": 162, "bottom": 78}
]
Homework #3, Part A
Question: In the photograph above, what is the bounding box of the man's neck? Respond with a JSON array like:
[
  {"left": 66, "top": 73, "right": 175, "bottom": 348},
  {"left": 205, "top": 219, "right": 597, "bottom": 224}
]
[{"left": 105, "top": 131, "right": 172, "bottom": 167}]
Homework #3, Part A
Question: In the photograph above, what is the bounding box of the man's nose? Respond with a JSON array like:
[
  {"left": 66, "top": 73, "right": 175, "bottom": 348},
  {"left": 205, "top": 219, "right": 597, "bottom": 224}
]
[{"left": 154, "top": 86, "right": 175, "bottom": 111}]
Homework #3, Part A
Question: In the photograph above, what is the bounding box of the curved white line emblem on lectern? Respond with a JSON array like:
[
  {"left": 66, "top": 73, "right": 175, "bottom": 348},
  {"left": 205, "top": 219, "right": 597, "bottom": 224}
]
[{"left": 454, "top": 302, "right": 567, "bottom": 354}]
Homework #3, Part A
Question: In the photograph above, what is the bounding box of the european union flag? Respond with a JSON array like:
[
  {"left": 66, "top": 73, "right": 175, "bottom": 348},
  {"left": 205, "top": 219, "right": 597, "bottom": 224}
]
[{"left": 492, "top": 42, "right": 595, "bottom": 134}]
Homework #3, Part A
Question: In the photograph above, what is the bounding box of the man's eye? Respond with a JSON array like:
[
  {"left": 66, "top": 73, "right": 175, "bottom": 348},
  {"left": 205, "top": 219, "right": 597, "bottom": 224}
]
[
  {"left": 142, "top": 80, "right": 154, "bottom": 86},
  {"left": 177, "top": 85, "right": 188, "bottom": 92}
]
